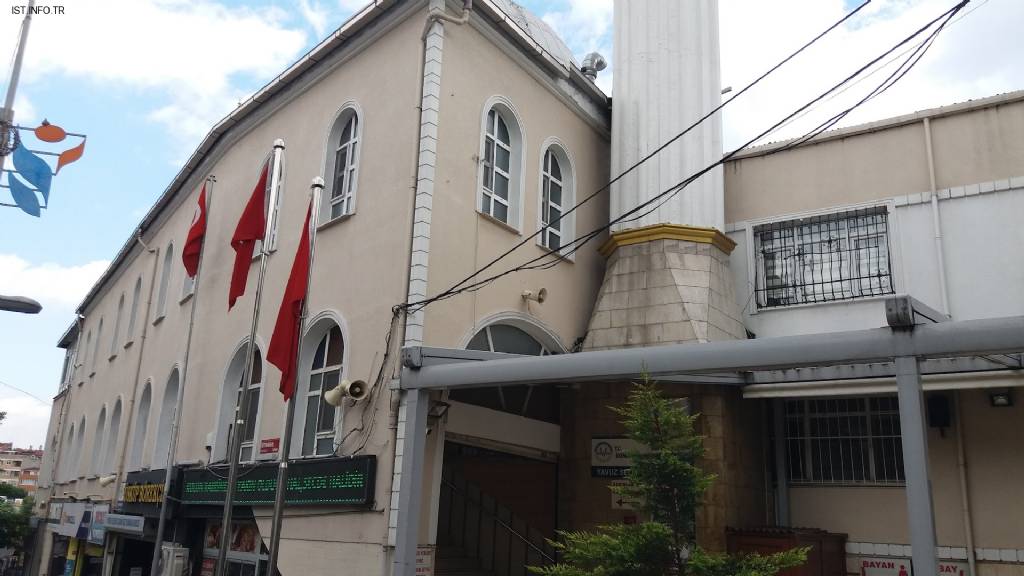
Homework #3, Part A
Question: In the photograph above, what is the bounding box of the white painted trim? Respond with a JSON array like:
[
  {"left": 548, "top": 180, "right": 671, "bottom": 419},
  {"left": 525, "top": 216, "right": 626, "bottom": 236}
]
[
  {"left": 211, "top": 336, "right": 268, "bottom": 464},
  {"left": 458, "top": 310, "right": 568, "bottom": 353},
  {"left": 289, "top": 309, "right": 352, "bottom": 458},
  {"left": 535, "top": 136, "right": 576, "bottom": 260},
  {"left": 320, "top": 100, "right": 365, "bottom": 223},
  {"left": 477, "top": 95, "right": 527, "bottom": 231}
]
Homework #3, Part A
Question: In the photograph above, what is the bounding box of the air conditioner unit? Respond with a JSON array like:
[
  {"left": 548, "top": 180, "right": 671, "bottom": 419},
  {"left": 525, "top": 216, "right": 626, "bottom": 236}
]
[{"left": 159, "top": 544, "right": 189, "bottom": 576}]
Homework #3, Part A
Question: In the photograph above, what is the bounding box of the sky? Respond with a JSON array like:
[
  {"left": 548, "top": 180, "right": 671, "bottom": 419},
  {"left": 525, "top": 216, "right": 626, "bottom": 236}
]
[{"left": 0, "top": 0, "right": 1021, "bottom": 448}]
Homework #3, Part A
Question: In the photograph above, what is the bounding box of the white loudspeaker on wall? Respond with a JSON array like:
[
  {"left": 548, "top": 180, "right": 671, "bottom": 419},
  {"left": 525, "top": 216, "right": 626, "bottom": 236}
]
[{"left": 324, "top": 379, "right": 368, "bottom": 406}]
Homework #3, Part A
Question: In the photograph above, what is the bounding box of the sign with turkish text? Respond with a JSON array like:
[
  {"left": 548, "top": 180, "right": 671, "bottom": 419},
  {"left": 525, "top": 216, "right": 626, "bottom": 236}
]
[
  {"left": 104, "top": 513, "right": 145, "bottom": 535},
  {"left": 260, "top": 438, "right": 281, "bottom": 455},
  {"left": 591, "top": 436, "right": 644, "bottom": 478},
  {"left": 121, "top": 468, "right": 180, "bottom": 516},
  {"left": 416, "top": 545, "right": 435, "bottom": 576},
  {"left": 88, "top": 504, "right": 109, "bottom": 544},
  {"left": 858, "top": 557, "right": 968, "bottom": 576}
]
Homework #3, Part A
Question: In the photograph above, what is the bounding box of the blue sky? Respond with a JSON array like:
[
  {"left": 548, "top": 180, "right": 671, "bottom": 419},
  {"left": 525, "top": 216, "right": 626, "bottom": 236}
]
[{"left": 1, "top": 0, "right": 1021, "bottom": 447}]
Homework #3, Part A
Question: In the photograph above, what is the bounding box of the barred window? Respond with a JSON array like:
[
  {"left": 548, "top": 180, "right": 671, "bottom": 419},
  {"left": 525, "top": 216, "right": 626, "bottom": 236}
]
[
  {"left": 784, "top": 397, "right": 905, "bottom": 485},
  {"left": 754, "top": 207, "right": 894, "bottom": 309}
]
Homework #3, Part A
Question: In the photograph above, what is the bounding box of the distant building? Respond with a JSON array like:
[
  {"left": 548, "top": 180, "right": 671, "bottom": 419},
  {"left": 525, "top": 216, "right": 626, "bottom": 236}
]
[{"left": 0, "top": 446, "right": 43, "bottom": 494}]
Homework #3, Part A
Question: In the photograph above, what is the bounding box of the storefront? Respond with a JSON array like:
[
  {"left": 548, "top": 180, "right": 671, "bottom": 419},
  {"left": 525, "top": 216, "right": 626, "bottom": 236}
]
[
  {"left": 49, "top": 502, "right": 109, "bottom": 576},
  {"left": 108, "top": 469, "right": 182, "bottom": 576}
]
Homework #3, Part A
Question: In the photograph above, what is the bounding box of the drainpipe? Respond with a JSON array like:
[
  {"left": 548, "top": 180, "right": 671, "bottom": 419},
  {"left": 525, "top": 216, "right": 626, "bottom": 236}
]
[
  {"left": 954, "top": 391, "right": 977, "bottom": 576},
  {"left": 923, "top": 118, "right": 951, "bottom": 317},
  {"left": 111, "top": 230, "right": 161, "bottom": 503}
]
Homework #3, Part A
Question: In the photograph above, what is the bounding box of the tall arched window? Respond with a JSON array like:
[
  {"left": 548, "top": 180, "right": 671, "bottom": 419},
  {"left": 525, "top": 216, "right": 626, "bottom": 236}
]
[
  {"left": 129, "top": 383, "right": 152, "bottom": 471},
  {"left": 91, "top": 406, "right": 107, "bottom": 475},
  {"left": 104, "top": 399, "right": 122, "bottom": 474},
  {"left": 324, "top": 107, "right": 361, "bottom": 221},
  {"left": 155, "top": 243, "right": 174, "bottom": 321},
  {"left": 91, "top": 319, "right": 103, "bottom": 372},
  {"left": 301, "top": 324, "right": 343, "bottom": 456},
  {"left": 455, "top": 322, "right": 560, "bottom": 423},
  {"left": 62, "top": 424, "right": 75, "bottom": 481},
  {"left": 153, "top": 369, "right": 180, "bottom": 469},
  {"left": 73, "top": 416, "right": 86, "bottom": 478},
  {"left": 216, "top": 345, "right": 264, "bottom": 463},
  {"left": 539, "top": 144, "right": 575, "bottom": 253},
  {"left": 111, "top": 293, "right": 125, "bottom": 358},
  {"left": 479, "top": 100, "right": 524, "bottom": 228},
  {"left": 126, "top": 277, "right": 142, "bottom": 345},
  {"left": 82, "top": 330, "right": 92, "bottom": 375}
]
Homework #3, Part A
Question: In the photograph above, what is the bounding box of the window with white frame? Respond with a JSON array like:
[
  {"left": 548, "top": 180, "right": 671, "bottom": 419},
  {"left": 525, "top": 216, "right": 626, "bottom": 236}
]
[
  {"left": 754, "top": 207, "right": 894, "bottom": 309},
  {"left": 227, "top": 350, "right": 263, "bottom": 463},
  {"left": 155, "top": 243, "right": 174, "bottom": 320},
  {"left": 91, "top": 319, "right": 103, "bottom": 373},
  {"left": 129, "top": 383, "right": 151, "bottom": 471},
  {"left": 111, "top": 293, "right": 124, "bottom": 358},
  {"left": 302, "top": 325, "right": 343, "bottom": 457},
  {"left": 182, "top": 274, "right": 195, "bottom": 301},
  {"left": 540, "top": 146, "right": 573, "bottom": 252},
  {"left": 479, "top": 105, "right": 522, "bottom": 227},
  {"left": 126, "top": 277, "right": 141, "bottom": 345},
  {"left": 153, "top": 369, "right": 180, "bottom": 469},
  {"left": 104, "top": 399, "right": 122, "bottom": 474},
  {"left": 783, "top": 396, "right": 905, "bottom": 485},
  {"left": 326, "top": 111, "right": 360, "bottom": 220},
  {"left": 90, "top": 406, "right": 107, "bottom": 475}
]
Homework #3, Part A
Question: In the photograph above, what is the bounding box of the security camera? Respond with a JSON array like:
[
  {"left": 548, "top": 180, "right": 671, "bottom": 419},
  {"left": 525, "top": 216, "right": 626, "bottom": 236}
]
[{"left": 324, "top": 379, "right": 368, "bottom": 406}]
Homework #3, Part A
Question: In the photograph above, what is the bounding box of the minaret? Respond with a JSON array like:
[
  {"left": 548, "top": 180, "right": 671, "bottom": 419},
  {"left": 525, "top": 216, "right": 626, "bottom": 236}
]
[{"left": 586, "top": 0, "right": 745, "bottom": 350}]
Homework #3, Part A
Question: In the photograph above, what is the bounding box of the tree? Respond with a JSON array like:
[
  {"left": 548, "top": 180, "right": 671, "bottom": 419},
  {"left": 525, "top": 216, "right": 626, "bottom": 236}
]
[
  {"left": 532, "top": 380, "right": 806, "bottom": 576},
  {"left": 0, "top": 483, "right": 28, "bottom": 500},
  {"left": 0, "top": 496, "right": 33, "bottom": 549}
]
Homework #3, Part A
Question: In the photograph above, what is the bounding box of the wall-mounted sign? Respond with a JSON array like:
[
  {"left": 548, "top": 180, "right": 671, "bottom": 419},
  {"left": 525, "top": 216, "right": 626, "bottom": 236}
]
[
  {"left": 181, "top": 455, "right": 376, "bottom": 507},
  {"left": 88, "top": 504, "right": 109, "bottom": 545},
  {"left": 56, "top": 502, "right": 88, "bottom": 537},
  {"left": 858, "top": 557, "right": 968, "bottom": 576},
  {"left": 260, "top": 438, "right": 280, "bottom": 455},
  {"left": 609, "top": 479, "right": 639, "bottom": 510},
  {"left": 121, "top": 468, "right": 180, "bottom": 517},
  {"left": 104, "top": 513, "right": 145, "bottom": 535},
  {"left": 591, "top": 436, "right": 644, "bottom": 478},
  {"left": 416, "top": 545, "right": 435, "bottom": 576}
]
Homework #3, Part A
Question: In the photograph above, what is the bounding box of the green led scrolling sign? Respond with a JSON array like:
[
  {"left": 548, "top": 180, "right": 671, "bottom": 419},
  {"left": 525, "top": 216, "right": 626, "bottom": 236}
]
[{"left": 181, "top": 455, "right": 375, "bottom": 507}]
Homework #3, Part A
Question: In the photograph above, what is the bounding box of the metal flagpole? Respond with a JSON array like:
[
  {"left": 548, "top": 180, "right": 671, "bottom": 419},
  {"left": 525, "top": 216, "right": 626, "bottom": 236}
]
[
  {"left": 150, "top": 176, "right": 216, "bottom": 576},
  {"left": 0, "top": 0, "right": 35, "bottom": 175},
  {"left": 216, "top": 140, "right": 286, "bottom": 576},
  {"left": 266, "top": 177, "right": 323, "bottom": 575}
]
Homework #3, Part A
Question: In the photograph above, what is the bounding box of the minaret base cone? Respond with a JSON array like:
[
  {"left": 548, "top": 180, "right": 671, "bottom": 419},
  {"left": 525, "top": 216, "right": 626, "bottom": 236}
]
[{"left": 584, "top": 224, "right": 746, "bottom": 350}]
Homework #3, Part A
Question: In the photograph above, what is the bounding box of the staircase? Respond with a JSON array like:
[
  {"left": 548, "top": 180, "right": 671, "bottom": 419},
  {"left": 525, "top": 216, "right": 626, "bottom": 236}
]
[{"left": 436, "top": 474, "right": 557, "bottom": 576}]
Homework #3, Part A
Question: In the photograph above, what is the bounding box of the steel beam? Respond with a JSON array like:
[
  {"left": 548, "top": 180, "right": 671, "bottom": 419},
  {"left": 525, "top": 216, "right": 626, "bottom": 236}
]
[
  {"left": 392, "top": 387, "right": 430, "bottom": 576},
  {"left": 400, "top": 316, "right": 1024, "bottom": 391},
  {"left": 895, "top": 354, "right": 939, "bottom": 575}
]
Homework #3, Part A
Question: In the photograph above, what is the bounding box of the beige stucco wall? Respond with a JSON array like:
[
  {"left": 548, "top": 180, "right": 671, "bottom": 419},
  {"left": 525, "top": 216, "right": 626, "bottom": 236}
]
[
  {"left": 724, "top": 96, "right": 1024, "bottom": 224},
  {"left": 788, "top": 390, "right": 1024, "bottom": 552}
]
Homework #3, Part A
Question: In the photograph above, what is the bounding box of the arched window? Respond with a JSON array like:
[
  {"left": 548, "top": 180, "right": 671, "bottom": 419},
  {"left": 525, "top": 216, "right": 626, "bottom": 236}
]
[
  {"left": 300, "top": 324, "right": 343, "bottom": 457},
  {"left": 104, "top": 399, "right": 122, "bottom": 474},
  {"left": 539, "top": 144, "right": 574, "bottom": 252},
  {"left": 324, "top": 107, "right": 361, "bottom": 221},
  {"left": 91, "top": 406, "right": 107, "bottom": 475},
  {"left": 82, "top": 330, "right": 92, "bottom": 375},
  {"left": 155, "top": 243, "right": 174, "bottom": 321},
  {"left": 479, "top": 104, "right": 524, "bottom": 227},
  {"left": 153, "top": 369, "right": 180, "bottom": 469},
  {"left": 129, "top": 383, "right": 152, "bottom": 471},
  {"left": 126, "top": 277, "right": 142, "bottom": 344},
  {"left": 111, "top": 293, "right": 125, "bottom": 358},
  {"left": 73, "top": 416, "right": 86, "bottom": 478},
  {"left": 216, "top": 345, "right": 264, "bottom": 463},
  {"left": 62, "top": 424, "right": 75, "bottom": 481},
  {"left": 91, "top": 319, "right": 103, "bottom": 372}
]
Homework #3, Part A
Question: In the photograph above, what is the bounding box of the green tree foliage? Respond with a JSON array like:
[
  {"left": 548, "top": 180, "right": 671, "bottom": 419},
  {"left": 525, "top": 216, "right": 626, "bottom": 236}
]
[
  {"left": 0, "top": 496, "right": 33, "bottom": 548},
  {"left": 0, "top": 483, "right": 29, "bottom": 500},
  {"left": 532, "top": 380, "right": 806, "bottom": 576}
]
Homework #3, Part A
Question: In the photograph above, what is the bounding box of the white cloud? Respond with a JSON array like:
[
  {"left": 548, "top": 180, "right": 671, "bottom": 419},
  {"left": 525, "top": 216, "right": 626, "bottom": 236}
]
[
  {"left": 0, "top": 389, "right": 51, "bottom": 449},
  {"left": 0, "top": 254, "right": 110, "bottom": 310},
  {"left": 299, "top": 0, "right": 330, "bottom": 38},
  {"left": 339, "top": 0, "right": 371, "bottom": 12},
  {"left": 0, "top": 0, "right": 309, "bottom": 154}
]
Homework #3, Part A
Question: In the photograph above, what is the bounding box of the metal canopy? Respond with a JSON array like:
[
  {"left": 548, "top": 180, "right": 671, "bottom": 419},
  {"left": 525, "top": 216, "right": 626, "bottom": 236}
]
[{"left": 392, "top": 298, "right": 1024, "bottom": 576}]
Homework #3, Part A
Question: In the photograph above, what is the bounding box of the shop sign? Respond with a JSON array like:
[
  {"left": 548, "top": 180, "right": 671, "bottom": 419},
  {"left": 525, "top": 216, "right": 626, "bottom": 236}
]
[
  {"left": 591, "top": 436, "right": 643, "bottom": 478},
  {"left": 57, "top": 502, "right": 89, "bottom": 537},
  {"left": 181, "top": 455, "right": 376, "bottom": 507},
  {"left": 260, "top": 438, "right": 280, "bottom": 455},
  {"left": 88, "top": 504, "right": 109, "bottom": 545},
  {"left": 858, "top": 557, "right": 968, "bottom": 576},
  {"left": 416, "top": 545, "right": 435, "bottom": 576},
  {"left": 121, "top": 469, "right": 179, "bottom": 516},
  {"left": 47, "top": 501, "right": 63, "bottom": 523},
  {"left": 103, "top": 513, "right": 145, "bottom": 535}
]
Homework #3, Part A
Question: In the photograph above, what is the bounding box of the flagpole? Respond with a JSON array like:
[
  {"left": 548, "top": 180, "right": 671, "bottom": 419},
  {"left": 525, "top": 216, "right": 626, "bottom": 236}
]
[
  {"left": 0, "top": 0, "right": 35, "bottom": 176},
  {"left": 150, "top": 176, "right": 216, "bottom": 576},
  {"left": 266, "top": 177, "right": 322, "bottom": 575},
  {"left": 216, "top": 140, "right": 285, "bottom": 576}
]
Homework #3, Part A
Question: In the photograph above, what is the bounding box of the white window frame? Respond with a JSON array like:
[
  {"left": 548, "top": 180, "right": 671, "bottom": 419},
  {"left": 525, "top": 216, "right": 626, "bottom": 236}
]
[
  {"left": 111, "top": 293, "right": 124, "bottom": 359},
  {"left": 104, "top": 398, "right": 122, "bottom": 474},
  {"left": 321, "top": 102, "right": 363, "bottom": 224},
  {"left": 477, "top": 96, "right": 525, "bottom": 230},
  {"left": 126, "top": 277, "right": 141, "bottom": 347},
  {"left": 90, "top": 406, "right": 107, "bottom": 476},
  {"left": 214, "top": 341, "right": 266, "bottom": 464},
  {"left": 537, "top": 139, "right": 575, "bottom": 257},
  {"left": 90, "top": 319, "right": 103, "bottom": 375},
  {"left": 301, "top": 327, "right": 343, "bottom": 457},
  {"left": 155, "top": 243, "right": 173, "bottom": 323},
  {"left": 153, "top": 369, "right": 180, "bottom": 470},
  {"left": 129, "top": 382, "right": 152, "bottom": 472},
  {"left": 291, "top": 311, "right": 349, "bottom": 459}
]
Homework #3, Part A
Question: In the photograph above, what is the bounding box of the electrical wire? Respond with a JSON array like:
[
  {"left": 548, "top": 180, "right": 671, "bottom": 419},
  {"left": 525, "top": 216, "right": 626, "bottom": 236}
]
[
  {"left": 0, "top": 379, "right": 52, "bottom": 406},
  {"left": 402, "top": 0, "right": 969, "bottom": 311},
  {"left": 399, "top": 0, "right": 875, "bottom": 314}
]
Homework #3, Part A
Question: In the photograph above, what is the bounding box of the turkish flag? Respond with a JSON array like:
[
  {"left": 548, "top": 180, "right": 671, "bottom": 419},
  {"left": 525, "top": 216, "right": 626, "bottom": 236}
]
[
  {"left": 228, "top": 160, "right": 270, "bottom": 310},
  {"left": 181, "top": 184, "right": 208, "bottom": 278},
  {"left": 268, "top": 200, "right": 313, "bottom": 401}
]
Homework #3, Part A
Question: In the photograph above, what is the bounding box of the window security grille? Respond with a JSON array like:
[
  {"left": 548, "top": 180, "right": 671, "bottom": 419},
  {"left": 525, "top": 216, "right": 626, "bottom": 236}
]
[
  {"left": 784, "top": 397, "right": 905, "bottom": 485},
  {"left": 754, "top": 207, "right": 894, "bottom": 309}
]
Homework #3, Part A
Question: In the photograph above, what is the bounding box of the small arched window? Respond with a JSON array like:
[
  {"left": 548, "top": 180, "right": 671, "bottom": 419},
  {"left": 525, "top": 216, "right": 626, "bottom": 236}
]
[
  {"left": 91, "top": 319, "right": 103, "bottom": 372},
  {"left": 73, "top": 416, "right": 86, "bottom": 478},
  {"left": 126, "top": 277, "right": 142, "bottom": 345},
  {"left": 62, "top": 424, "right": 75, "bottom": 481},
  {"left": 82, "top": 330, "right": 93, "bottom": 375},
  {"left": 324, "top": 107, "right": 361, "bottom": 221},
  {"left": 539, "top": 145, "right": 574, "bottom": 253},
  {"left": 479, "top": 100, "right": 524, "bottom": 228},
  {"left": 216, "top": 345, "right": 264, "bottom": 463},
  {"left": 111, "top": 293, "right": 125, "bottom": 358},
  {"left": 104, "top": 399, "right": 122, "bottom": 474},
  {"left": 301, "top": 324, "right": 343, "bottom": 457},
  {"left": 155, "top": 243, "right": 174, "bottom": 321},
  {"left": 153, "top": 369, "right": 180, "bottom": 469},
  {"left": 91, "top": 406, "right": 107, "bottom": 475},
  {"left": 129, "top": 383, "right": 152, "bottom": 471}
]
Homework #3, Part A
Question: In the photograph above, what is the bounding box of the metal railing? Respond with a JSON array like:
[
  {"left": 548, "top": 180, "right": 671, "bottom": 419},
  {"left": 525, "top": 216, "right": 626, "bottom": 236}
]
[{"left": 438, "top": 475, "right": 556, "bottom": 576}]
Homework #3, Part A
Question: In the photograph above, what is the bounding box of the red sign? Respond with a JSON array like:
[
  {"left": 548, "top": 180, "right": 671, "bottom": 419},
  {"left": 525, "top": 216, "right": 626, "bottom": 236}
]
[
  {"left": 200, "top": 559, "right": 215, "bottom": 576},
  {"left": 260, "top": 438, "right": 281, "bottom": 455},
  {"left": 859, "top": 558, "right": 968, "bottom": 576}
]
